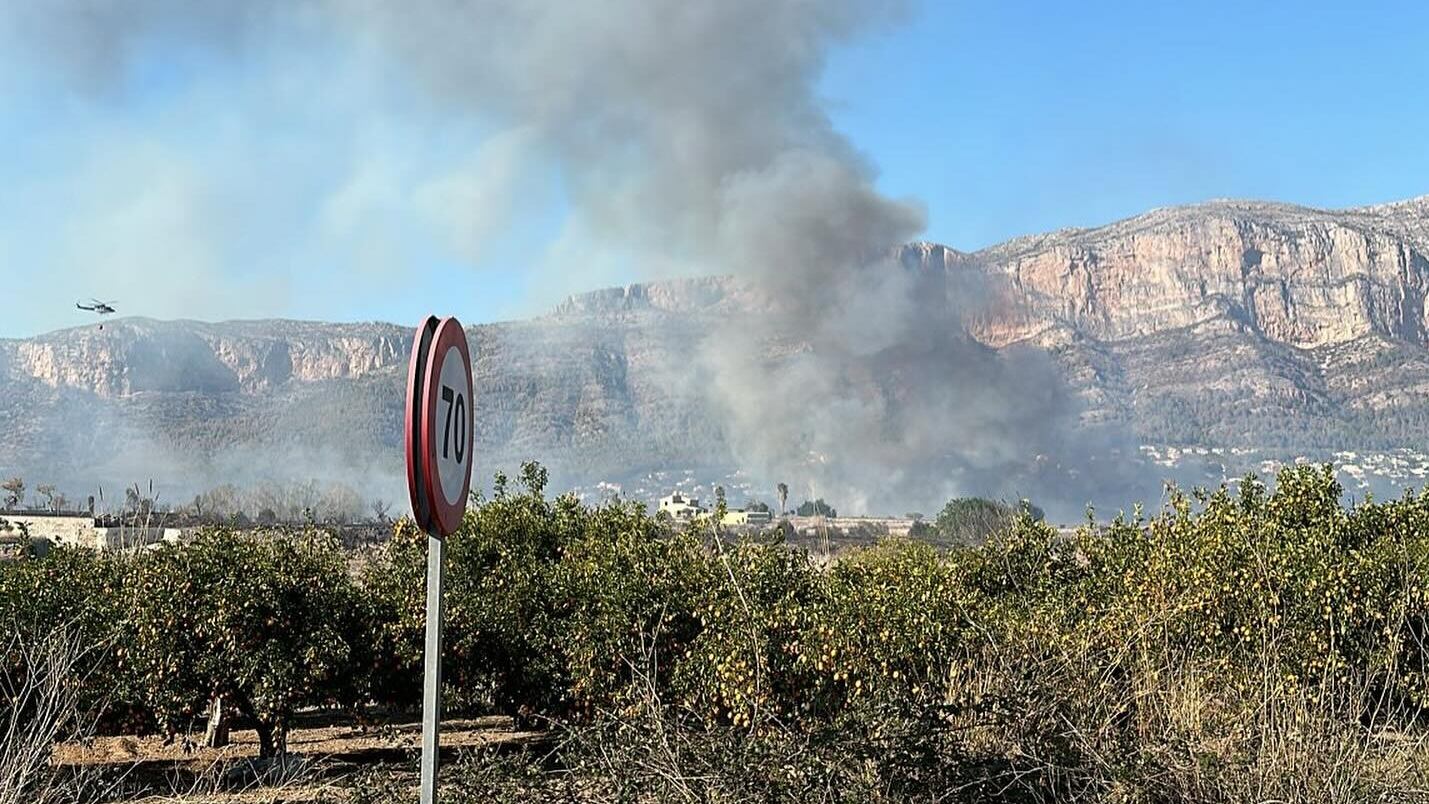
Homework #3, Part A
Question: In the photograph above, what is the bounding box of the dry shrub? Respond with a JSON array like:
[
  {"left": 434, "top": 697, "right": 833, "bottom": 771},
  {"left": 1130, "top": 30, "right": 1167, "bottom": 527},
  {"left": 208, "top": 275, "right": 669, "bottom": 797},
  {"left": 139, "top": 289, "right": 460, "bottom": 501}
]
[
  {"left": 950, "top": 609, "right": 1429, "bottom": 803},
  {"left": 144, "top": 753, "right": 330, "bottom": 804},
  {"left": 0, "top": 623, "right": 104, "bottom": 804}
]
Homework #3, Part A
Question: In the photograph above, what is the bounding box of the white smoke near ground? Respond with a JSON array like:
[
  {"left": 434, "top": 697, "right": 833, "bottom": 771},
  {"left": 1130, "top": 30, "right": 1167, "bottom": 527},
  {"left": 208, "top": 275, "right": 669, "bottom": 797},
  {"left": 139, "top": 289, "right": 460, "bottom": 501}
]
[{"left": 4, "top": 1, "right": 1157, "bottom": 518}]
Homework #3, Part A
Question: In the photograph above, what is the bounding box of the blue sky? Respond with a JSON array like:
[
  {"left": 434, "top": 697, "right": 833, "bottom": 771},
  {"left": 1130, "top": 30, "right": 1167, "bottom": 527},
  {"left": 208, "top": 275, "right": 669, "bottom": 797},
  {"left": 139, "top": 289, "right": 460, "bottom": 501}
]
[
  {"left": 828, "top": 2, "right": 1429, "bottom": 248},
  {"left": 1, "top": 1, "right": 1426, "bottom": 338}
]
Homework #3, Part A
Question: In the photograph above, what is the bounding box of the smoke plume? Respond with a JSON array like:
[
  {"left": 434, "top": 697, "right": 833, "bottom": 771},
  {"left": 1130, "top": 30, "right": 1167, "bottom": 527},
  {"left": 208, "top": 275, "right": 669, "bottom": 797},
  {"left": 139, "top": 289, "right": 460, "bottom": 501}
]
[{"left": 6, "top": 1, "right": 1154, "bottom": 517}]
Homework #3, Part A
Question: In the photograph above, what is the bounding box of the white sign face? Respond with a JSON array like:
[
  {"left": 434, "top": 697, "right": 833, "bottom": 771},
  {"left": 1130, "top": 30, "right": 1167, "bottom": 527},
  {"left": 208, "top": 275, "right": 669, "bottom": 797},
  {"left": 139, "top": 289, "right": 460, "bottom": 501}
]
[{"left": 433, "top": 345, "right": 472, "bottom": 508}]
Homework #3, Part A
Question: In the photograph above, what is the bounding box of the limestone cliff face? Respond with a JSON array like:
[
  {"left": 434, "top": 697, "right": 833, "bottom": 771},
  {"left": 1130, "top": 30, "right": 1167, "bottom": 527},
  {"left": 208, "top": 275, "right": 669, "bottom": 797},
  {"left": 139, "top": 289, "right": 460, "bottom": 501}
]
[
  {"left": 537, "top": 195, "right": 1429, "bottom": 461},
  {"left": 548, "top": 197, "right": 1429, "bottom": 353},
  {"left": 943, "top": 198, "right": 1429, "bottom": 349},
  {"left": 6, "top": 320, "right": 408, "bottom": 398}
]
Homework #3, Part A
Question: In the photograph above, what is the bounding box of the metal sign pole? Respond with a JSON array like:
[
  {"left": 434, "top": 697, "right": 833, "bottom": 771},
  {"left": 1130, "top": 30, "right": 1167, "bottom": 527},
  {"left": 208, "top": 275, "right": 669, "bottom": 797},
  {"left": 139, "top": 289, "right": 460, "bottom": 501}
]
[
  {"left": 407, "top": 315, "right": 471, "bottom": 804},
  {"left": 419, "top": 530, "right": 446, "bottom": 804}
]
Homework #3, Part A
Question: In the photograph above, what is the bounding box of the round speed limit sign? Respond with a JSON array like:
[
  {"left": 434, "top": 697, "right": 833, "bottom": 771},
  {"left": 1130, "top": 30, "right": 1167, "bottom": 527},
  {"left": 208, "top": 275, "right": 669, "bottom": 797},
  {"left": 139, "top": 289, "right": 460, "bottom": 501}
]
[
  {"left": 405, "top": 315, "right": 474, "bottom": 537},
  {"left": 402, "top": 314, "right": 475, "bottom": 803}
]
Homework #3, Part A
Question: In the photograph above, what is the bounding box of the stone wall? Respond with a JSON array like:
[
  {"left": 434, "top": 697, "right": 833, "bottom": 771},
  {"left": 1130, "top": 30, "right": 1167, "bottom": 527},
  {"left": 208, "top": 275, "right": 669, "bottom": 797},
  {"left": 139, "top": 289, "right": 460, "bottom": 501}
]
[{"left": 2, "top": 513, "right": 174, "bottom": 550}]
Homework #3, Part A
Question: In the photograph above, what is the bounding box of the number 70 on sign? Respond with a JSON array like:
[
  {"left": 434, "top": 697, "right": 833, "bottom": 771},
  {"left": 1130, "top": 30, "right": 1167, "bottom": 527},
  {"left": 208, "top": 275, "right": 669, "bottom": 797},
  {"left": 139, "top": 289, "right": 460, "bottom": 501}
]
[{"left": 440, "top": 385, "right": 466, "bottom": 465}]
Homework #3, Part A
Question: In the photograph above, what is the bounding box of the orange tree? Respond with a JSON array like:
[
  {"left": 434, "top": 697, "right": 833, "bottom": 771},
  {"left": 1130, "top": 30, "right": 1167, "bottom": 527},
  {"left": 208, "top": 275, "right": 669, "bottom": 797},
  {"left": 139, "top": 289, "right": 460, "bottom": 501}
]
[
  {"left": 960, "top": 464, "right": 1429, "bottom": 785},
  {"left": 364, "top": 464, "right": 571, "bottom": 717},
  {"left": 119, "top": 529, "right": 368, "bottom": 756},
  {"left": 801, "top": 538, "right": 982, "bottom": 715},
  {"left": 671, "top": 535, "right": 824, "bottom": 727},
  {"left": 1354, "top": 488, "right": 1429, "bottom": 713},
  {"left": 441, "top": 464, "right": 574, "bottom": 717},
  {"left": 0, "top": 546, "right": 128, "bottom": 731},
  {"left": 358, "top": 517, "right": 427, "bottom": 710},
  {"left": 1064, "top": 467, "right": 1429, "bottom": 705},
  {"left": 549, "top": 499, "right": 708, "bottom": 715},
  {"left": 364, "top": 462, "right": 711, "bottom": 720}
]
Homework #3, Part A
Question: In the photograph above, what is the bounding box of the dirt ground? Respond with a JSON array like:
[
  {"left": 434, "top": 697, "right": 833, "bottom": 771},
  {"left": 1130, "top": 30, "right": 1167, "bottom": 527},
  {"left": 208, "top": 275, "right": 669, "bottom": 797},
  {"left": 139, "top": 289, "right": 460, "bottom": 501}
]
[{"left": 52, "top": 713, "right": 545, "bottom": 802}]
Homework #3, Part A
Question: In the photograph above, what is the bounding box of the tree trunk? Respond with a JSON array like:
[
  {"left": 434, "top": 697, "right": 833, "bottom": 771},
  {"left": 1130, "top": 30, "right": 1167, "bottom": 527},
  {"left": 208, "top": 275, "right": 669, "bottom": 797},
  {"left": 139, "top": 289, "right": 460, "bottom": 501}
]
[
  {"left": 255, "top": 719, "right": 277, "bottom": 758},
  {"left": 203, "top": 696, "right": 229, "bottom": 748}
]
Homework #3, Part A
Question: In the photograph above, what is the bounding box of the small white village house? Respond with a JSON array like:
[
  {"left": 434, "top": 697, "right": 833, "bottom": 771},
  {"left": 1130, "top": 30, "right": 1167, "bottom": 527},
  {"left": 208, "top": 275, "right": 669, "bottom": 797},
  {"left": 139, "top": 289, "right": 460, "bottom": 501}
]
[
  {"left": 656, "top": 493, "right": 773, "bottom": 527},
  {"left": 657, "top": 492, "right": 706, "bottom": 521}
]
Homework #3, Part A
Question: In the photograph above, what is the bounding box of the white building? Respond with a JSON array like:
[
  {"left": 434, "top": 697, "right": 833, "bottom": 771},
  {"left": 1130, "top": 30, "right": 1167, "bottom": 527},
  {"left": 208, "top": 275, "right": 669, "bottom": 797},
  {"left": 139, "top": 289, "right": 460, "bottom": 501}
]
[
  {"left": 656, "top": 493, "right": 778, "bottom": 528},
  {"left": 657, "top": 492, "right": 706, "bottom": 521}
]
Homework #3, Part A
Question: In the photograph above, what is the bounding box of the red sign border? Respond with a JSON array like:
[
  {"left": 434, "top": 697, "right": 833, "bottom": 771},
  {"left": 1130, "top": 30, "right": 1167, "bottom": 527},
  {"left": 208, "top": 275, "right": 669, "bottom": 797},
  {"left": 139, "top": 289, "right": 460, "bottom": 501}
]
[
  {"left": 419, "top": 317, "right": 474, "bottom": 536},
  {"left": 404, "top": 316, "right": 440, "bottom": 534}
]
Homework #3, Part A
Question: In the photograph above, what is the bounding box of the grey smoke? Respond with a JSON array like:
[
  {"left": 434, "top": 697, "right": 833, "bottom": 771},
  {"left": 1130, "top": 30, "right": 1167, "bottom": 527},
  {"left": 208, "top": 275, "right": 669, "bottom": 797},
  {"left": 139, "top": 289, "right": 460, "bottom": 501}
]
[{"left": 7, "top": 1, "right": 1157, "bottom": 518}]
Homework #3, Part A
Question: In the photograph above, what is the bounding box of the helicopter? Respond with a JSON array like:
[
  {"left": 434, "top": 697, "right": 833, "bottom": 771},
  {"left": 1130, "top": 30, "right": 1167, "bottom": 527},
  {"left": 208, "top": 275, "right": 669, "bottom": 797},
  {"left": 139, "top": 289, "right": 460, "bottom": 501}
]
[{"left": 76, "top": 299, "right": 117, "bottom": 329}]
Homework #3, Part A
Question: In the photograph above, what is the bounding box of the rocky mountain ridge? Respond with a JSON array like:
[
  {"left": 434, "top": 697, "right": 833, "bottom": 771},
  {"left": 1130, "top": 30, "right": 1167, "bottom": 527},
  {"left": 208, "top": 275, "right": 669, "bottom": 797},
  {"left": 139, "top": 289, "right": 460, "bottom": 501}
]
[
  {"left": 3, "top": 194, "right": 1428, "bottom": 509},
  {"left": 549, "top": 195, "right": 1429, "bottom": 350},
  {"left": 7, "top": 319, "right": 409, "bottom": 397}
]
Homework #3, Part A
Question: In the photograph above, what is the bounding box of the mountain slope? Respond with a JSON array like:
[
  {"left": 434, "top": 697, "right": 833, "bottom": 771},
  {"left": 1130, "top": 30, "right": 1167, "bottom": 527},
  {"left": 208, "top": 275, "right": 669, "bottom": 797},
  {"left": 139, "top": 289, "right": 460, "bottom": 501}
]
[{"left": 3, "top": 195, "right": 1428, "bottom": 508}]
